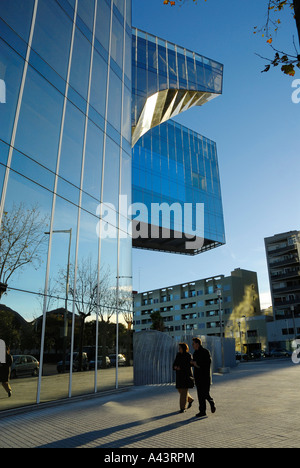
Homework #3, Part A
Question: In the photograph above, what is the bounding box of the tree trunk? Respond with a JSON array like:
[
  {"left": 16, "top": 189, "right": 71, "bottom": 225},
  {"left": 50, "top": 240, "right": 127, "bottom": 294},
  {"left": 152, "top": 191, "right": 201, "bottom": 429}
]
[
  {"left": 78, "top": 315, "right": 85, "bottom": 371},
  {"left": 0, "top": 283, "right": 7, "bottom": 299},
  {"left": 101, "top": 321, "right": 108, "bottom": 369}
]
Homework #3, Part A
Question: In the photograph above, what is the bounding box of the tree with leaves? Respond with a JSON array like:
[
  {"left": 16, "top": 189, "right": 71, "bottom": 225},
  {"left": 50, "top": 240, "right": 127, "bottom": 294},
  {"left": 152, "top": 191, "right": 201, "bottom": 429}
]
[
  {"left": 63, "top": 257, "right": 99, "bottom": 371},
  {"left": 150, "top": 310, "right": 165, "bottom": 332},
  {"left": 163, "top": 0, "right": 300, "bottom": 76}
]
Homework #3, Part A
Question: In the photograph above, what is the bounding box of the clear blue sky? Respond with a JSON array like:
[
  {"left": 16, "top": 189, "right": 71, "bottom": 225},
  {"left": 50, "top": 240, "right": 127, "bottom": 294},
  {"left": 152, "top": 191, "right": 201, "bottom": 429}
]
[{"left": 132, "top": 0, "right": 300, "bottom": 308}]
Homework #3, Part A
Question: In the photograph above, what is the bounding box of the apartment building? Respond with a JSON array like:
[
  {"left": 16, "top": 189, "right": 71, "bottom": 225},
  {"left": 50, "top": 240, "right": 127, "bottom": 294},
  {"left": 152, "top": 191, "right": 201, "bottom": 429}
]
[
  {"left": 133, "top": 269, "right": 264, "bottom": 352},
  {"left": 265, "top": 230, "right": 300, "bottom": 347}
]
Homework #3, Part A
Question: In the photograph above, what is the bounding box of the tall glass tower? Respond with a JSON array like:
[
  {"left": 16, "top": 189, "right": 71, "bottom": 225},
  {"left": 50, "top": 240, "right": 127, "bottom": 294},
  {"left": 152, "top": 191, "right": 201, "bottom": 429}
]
[
  {"left": 0, "top": 0, "right": 132, "bottom": 410},
  {"left": 132, "top": 28, "right": 225, "bottom": 255}
]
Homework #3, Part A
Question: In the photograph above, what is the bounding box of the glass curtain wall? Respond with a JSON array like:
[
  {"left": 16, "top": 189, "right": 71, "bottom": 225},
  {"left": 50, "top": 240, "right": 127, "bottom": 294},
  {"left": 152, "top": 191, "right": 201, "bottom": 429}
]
[
  {"left": 132, "top": 120, "right": 226, "bottom": 254},
  {"left": 132, "top": 28, "right": 223, "bottom": 146},
  {"left": 0, "top": 0, "right": 132, "bottom": 412}
]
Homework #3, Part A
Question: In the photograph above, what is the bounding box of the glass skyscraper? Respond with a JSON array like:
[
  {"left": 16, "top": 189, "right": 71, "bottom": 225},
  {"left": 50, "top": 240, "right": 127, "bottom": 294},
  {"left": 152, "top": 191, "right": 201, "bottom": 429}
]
[
  {"left": 0, "top": 1, "right": 225, "bottom": 413},
  {"left": 132, "top": 28, "right": 225, "bottom": 255},
  {"left": 133, "top": 120, "right": 225, "bottom": 254},
  {"left": 0, "top": 0, "right": 132, "bottom": 411}
]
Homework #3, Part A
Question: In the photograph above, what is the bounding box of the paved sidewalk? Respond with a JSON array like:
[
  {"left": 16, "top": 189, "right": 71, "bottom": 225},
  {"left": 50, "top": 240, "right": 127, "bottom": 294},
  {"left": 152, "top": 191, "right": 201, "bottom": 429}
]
[{"left": 0, "top": 359, "right": 299, "bottom": 449}]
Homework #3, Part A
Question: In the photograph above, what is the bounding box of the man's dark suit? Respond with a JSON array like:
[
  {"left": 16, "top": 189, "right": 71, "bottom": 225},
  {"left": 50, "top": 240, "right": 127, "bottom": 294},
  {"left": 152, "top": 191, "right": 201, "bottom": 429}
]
[{"left": 193, "top": 345, "right": 215, "bottom": 416}]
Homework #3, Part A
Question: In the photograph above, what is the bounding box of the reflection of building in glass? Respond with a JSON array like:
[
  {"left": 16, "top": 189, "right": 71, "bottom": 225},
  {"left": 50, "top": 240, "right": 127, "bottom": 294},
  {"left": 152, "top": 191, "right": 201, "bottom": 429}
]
[
  {"left": 0, "top": 0, "right": 132, "bottom": 409},
  {"left": 133, "top": 269, "right": 265, "bottom": 354},
  {"left": 133, "top": 120, "right": 225, "bottom": 254},
  {"left": 132, "top": 29, "right": 225, "bottom": 254}
]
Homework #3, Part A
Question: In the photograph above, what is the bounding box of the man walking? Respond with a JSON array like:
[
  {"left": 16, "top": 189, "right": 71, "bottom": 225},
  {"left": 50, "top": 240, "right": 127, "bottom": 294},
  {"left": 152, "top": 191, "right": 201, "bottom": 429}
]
[{"left": 191, "top": 337, "right": 216, "bottom": 418}]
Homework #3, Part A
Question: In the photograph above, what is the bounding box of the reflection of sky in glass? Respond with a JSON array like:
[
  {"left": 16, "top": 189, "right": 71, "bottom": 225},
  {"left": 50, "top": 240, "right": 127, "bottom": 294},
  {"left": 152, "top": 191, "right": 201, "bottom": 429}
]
[
  {"left": 0, "top": 0, "right": 132, "bottom": 324},
  {"left": 133, "top": 120, "right": 225, "bottom": 246},
  {"left": 132, "top": 27, "right": 223, "bottom": 129}
]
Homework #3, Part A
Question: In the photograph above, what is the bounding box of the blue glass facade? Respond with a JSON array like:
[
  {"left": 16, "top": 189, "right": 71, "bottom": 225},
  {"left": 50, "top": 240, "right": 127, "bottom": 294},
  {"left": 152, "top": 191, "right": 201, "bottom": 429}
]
[
  {"left": 132, "top": 28, "right": 223, "bottom": 146},
  {"left": 132, "top": 28, "right": 225, "bottom": 255},
  {"left": 0, "top": 0, "right": 133, "bottom": 411},
  {"left": 133, "top": 120, "right": 225, "bottom": 254}
]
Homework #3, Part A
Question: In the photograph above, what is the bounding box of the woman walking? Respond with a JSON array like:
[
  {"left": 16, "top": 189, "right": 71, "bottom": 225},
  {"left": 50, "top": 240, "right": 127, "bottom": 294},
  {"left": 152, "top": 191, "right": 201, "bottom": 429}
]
[
  {"left": 173, "top": 343, "right": 194, "bottom": 413},
  {"left": 0, "top": 346, "right": 13, "bottom": 398}
]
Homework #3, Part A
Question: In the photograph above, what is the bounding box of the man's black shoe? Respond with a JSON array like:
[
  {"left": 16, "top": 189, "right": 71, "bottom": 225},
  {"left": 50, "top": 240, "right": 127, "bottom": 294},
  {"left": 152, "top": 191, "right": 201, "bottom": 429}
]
[
  {"left": 210, "top": 402, "right": 216, "bottom": 414},
  {"left": 196, "top": 412, "right": 206, "bottom": 418}
]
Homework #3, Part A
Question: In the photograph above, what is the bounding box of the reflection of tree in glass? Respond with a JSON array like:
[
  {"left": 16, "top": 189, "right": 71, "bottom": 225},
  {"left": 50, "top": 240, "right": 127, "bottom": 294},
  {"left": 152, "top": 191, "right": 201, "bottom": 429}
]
[
  {"left": 0, "top": 203, "right": 48, "bottom": 298},
  {"left": 119, "top": 288, "right": 133, "bottom": 365},
  {"left": 59, "top": 257, "right": 115, "bottom": 370}
]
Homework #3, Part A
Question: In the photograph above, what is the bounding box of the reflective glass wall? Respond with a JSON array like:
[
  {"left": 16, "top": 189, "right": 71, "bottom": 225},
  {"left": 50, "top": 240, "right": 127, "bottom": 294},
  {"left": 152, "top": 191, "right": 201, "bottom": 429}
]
[
  {"left": 132, "top": 28, "right": 223, "bottom": 146},
  {"left": 0, "top": 0, "right": 133, "bottom": 412},
  {"left": 132, "top": 120, "right": 225, "bottom": 254}
]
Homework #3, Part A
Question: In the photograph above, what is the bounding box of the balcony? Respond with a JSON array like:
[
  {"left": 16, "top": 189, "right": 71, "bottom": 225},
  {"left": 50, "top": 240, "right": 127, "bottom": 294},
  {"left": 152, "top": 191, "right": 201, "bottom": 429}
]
[
  {"left": 267, "top": 244, "right": 297, "bottom": 257},
  {"left": 269, "top": 256, "right": 299, "bottom": 268},
  {"left": 271, "top": 270, "right": 300, "bottom": 281},
  {"left": 273, "top": 283, "right": 300, "bottom": 294}
]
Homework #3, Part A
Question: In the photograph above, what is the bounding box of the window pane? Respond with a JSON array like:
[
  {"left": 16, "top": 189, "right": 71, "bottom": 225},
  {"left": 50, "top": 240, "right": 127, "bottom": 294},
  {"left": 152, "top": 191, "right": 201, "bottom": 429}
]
[
  {"left": 124, "top": 31, "right": 131, "bottom": 80},
  {"left": 122, "top": 85, "right": 131, "bottom": 143},
  {"left": 32, "top": 0, "right": 73, "bottom": 80},
  {"left": 15, "top": 67, "right": 64, "bottom": 172},
  {"left": 95, "top": 0, "right": 111, "bottom": 52},
  {"left": 77, "top": 0, "right": 95, "bottom": 31},
  {"left": 90, "top": 49, "right": 107, "bottom": 118},
  {"left": 59, "top": 101, "right": 85, "bottom": 187},
  {"left": 0, "top": 0, "right": 34, "bottom": 42},
  {"left": 102, "top": 136, "right": 120, "bottom": 209},
  {"left": 83, "top": 119, "right": 104, "bottom": 200},
  {"left": 69, "top": 28, "right": 92, "bottom": 100},
  {"left": 111, "top": 15, "right": 124, "bottom": 69},
  {"left": 114, "top": 0, "right": 124, "bottom": 16},
  {"left": 168, "top": 49, "right": 177, "bottom": 88},
  {"left": 107, "top": 70, "right": 122, "bottom": 132},
  {"left": 0, "top": 40, "right": 25, "bottom": 144}
]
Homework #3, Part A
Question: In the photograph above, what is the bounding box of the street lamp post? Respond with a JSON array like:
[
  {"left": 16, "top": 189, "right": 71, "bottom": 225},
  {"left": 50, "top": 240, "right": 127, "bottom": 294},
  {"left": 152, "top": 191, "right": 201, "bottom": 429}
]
[
  {"left": 237, "top": 321, "right": 243, "bottom": 356},
  {"left": 291, "top": 305, "right": 297, "bottom": 340},
  {"left": 216, "top": 288, "right": 229, "bottom": 374},
  {"left": 242, "top": 315, "right": 249, "bottom": 359}
]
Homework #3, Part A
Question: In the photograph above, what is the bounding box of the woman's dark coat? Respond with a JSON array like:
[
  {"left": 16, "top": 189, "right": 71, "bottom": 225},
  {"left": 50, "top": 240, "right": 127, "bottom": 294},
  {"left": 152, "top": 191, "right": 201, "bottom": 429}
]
[
  {"left": 173, "top": 352, "right": 194, "bottom": 389},
  {"left": 0, "top": 353, "right": 12, "bottom": 383}
]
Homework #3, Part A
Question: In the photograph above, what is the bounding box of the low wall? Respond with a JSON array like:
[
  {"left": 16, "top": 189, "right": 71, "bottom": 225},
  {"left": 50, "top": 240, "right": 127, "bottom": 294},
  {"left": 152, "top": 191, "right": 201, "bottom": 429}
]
[{"left": 133, "top": 331, "right": 236, "bottom": 386}]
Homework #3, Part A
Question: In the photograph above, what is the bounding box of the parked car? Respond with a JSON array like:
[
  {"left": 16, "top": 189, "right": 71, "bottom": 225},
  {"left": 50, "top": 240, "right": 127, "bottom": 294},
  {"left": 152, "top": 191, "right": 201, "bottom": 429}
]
[
  {"left": 11, "top": 355, "right": 39, "bottom": 379},
  {"left": 89, "top": 356, "right": 111, "bottom": 370},
  {"left": 249, "top": 350, "right": 265, "bottom": 360},
  {"left": 235, "top": 352, "right": 249, "bottom": 361},
  {"left": 269, "top": 348, "right": 292, "bottom": 358},
  {"left": 57, "top": 352, "right": 89, "bottom": 373},
  {"left": 109, "top": 354, "right": 126, "bottom": 367}
]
